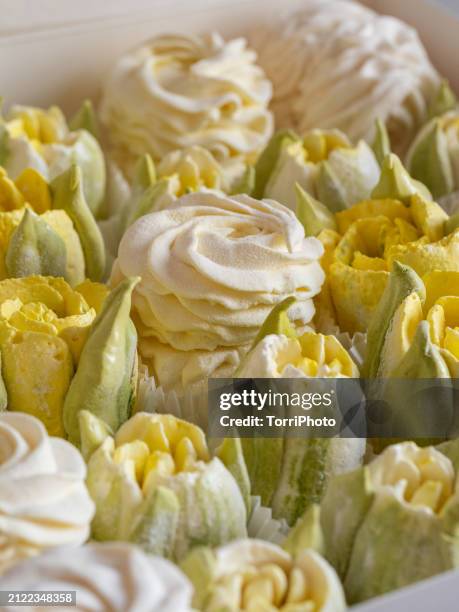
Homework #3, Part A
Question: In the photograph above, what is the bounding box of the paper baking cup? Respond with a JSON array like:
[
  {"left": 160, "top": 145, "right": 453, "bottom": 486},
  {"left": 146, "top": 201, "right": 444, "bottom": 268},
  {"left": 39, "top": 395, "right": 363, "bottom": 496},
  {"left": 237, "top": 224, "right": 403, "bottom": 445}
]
[
  {"left": 247, "top": 496, "right": 290, "bottom": 545},
  {"left": 135, "top": 370, "right": 209, "bottom": 432},
  {"left": 334, "top": 331, "right": 367, "bottom": 370}
]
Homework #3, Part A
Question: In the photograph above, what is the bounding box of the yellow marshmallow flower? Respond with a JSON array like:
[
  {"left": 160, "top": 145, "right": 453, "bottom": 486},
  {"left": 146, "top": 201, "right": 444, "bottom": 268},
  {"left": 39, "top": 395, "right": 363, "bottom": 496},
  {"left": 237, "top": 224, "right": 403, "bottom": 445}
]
[
  {"left": 82, "top": 411, "right": 248, "bottom": 562},
  {"left": 0, "top": 275, "right": 139, "bottom": 445},
  {"left": 182, "top": 539, "right": 346, "bottom": 612},
  {"left": 364, "top": 264, "right": 459, "bottom": 379},
  {"left": 0, "top": 277, "right": 103, "bottom": 436},
  {"left": 1, "top": 102, "right": 106, "bottom": 217},
  {"left": 0, "top": 164, "right": 105, "bottom": 284},
  {"left": 321, "top": 439, "right": 459, "bottom": 603},
  {"left": 254, "top": 128, "right": 380, "bottom": 213},
  {"left": 313, "top": 155, "right": 449, "bottom": 333},
  {"left": 237, "top": 298, "right": 364, "bottom": 527}
]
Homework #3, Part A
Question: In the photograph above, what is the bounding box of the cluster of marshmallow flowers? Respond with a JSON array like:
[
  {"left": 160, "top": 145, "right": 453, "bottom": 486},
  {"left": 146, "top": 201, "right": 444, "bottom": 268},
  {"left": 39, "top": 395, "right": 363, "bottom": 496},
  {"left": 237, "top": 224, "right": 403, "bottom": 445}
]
[{"left": 3, "top": 2, "right": 459, "bottom": 610}]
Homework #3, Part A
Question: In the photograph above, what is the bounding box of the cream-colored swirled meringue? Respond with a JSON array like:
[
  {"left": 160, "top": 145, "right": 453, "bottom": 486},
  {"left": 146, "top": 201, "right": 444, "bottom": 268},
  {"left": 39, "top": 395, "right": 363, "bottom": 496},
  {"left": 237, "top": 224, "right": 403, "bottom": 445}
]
[
  {"left": 250, "top": 0, "right": 440, "bottom": 154},
  {"left": 111, "top": 191, "right": 325, "bottom": 389},
  {"left": 99, "top": 33, "right": 273, "bottom": 175},
  {"left": 0, "top": 542, "right": 193, "bottom": 612},
  {"left": 0, "top": 412, "right": 94, "bottom": 575}
]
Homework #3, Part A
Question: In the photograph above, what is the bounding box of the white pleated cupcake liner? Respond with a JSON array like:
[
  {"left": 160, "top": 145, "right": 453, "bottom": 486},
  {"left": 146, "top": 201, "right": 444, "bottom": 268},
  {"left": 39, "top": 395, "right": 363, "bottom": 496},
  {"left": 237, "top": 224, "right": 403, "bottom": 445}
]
[
  {"left": 334, "top": 330, "right": 367, "bottom": 370},
  {"left": 247, "top": 496, "right": 290, "bottom": 545},
  {"left": 135, "top": 369, "right": 209, "bottom": 432},
  {"left": 312, "top": 313, "right": 367, "bottom": 371}
]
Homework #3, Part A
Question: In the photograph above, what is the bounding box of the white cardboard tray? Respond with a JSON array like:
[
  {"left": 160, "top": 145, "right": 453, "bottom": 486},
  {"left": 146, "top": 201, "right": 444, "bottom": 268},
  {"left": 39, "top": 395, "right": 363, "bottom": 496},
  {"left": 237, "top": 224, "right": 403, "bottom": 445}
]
[{"left": 1, "top": 0, "right": 459, "bottom": 609}]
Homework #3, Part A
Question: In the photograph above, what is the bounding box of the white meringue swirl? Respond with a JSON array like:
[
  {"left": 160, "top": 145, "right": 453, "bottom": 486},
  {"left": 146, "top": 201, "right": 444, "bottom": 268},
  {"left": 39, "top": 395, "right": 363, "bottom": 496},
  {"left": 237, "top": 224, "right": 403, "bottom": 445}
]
[
  {"left": 111, "top": 191, "right": 324, "bottom": 388},
  {"left": 250, "top": 0, "right": 439, "bottom": 153},
  {"left": 0, "top": 542, "right": 193, "bottom": 612},
  {"left": 0, "top": 412, "right": 94, "bottom": 575},
  {"left": 100, "top": 33, "right": 273, "bottom": 172}
]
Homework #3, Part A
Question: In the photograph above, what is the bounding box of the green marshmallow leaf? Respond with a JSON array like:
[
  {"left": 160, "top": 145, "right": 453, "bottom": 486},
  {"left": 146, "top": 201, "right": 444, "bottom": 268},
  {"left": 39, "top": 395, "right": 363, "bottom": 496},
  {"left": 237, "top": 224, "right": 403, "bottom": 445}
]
[
  {"left": 363, "top": 262, "right": 426, "bottom": 378},
  {"left": 69, "top": 99, "right": 100, "bottom": 140},
  {"left": 5, "top": 208, "right": 68, "bottom": 280},
  {"left": 253, "top": 129, "right": 300, "bottom": 199},
  {"left": 295, "top": 182, "right": 337, "bottom": 236},
  {"left": 372, "top": 118, "right": 391, "bottom": 167},
  {"left": 372, "top": 153, "right": 432, "bottom": 203},
  {"left": 63, "top": 276, "right": 139, "bottom": 445},
  {"left": 51, "top": 164, "right": 106, "bottom": 281}
]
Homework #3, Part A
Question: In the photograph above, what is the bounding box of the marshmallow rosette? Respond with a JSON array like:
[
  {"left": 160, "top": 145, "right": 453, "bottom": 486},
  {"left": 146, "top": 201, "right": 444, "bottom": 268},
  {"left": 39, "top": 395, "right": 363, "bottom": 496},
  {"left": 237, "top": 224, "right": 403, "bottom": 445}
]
[
  {"left": 0, "top": 542, "right": 193, "bottom": 612},
  {"left": 321, "top": 440, "right": 459, "bottom": 603},
  {"left": 0, "top": 412, "right": 94, "bottom": 575},
  {"left": 250, "top": 0, "right": 439, "bottom": 153},
  {"left": 182, "top": 539, "right": 346, "bottom": 612},
  {"left": 1, "top": 103, "right": 105, "bottom": 217},
  {"left": 99, "top": 33, "right": 273, "bottom": 175},
  {"left": 111, "top": 191, "right": 325, "bottom": 390}
]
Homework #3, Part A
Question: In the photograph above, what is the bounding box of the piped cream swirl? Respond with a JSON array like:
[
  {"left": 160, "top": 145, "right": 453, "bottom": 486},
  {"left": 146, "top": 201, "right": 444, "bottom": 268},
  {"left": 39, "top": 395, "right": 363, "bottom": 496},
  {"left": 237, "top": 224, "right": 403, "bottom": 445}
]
[
  {"left": 111, "top": 191, "right": 324, "bottom": 388},
  {"left": 0, "top": 542, "right": 193, "bottom": 611},
  {"left": 250, "top": 0, "right": 439, "bottom": 153},
  {"left": 0, "top": 412, "right": 94, "bottom": 575},
  {"left": 100, "top": 33, "right": 273, "bottom": 173}
]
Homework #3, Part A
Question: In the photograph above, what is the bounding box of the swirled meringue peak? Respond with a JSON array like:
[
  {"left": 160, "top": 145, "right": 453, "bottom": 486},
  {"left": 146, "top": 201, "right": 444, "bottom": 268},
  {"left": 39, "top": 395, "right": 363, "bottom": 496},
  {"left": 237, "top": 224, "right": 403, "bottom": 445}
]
[
  {"left": 0, "top": 542, "right": 193, "bottom": 612},
  {"left": 111, "top": 191, "right": 324, "bottom": 389},
  {"left": 0, "top": 412, "right": 94, "bottom": 575},
  {"left": 250, "top": 0, "right": 440, "bottom": 154},
  {"left": 99, "top": 33, "right": 273, "bottom": 174}
]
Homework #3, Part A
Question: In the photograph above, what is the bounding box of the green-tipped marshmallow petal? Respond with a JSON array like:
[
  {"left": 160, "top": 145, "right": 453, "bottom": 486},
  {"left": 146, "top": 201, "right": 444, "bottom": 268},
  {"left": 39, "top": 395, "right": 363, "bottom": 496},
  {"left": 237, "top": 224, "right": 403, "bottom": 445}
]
[
  {"left": 372, "top": 119, "right": 391, "bottom": 167},
  {"left": 271, "top": 438, "right": 365, "bottom": 526},
  {"left": 344, "top": 493, "right": 454, "bottom": 604},
  {"left": 63, "top": 276, "right": 139, "bottom": 445},
  {"left": 253, "top": 129, "right": 300, "bottom": 199},
  {"left": 428, "top": 81, "right": 458, "bottom": 119},
  {"left": 215, "top": 438, "right": 251, "bottom": 513},
  {"left": 5, "top": 208, "right": 68, "bottom": 280},
  {"left": 125, "top": 178, "right": 170, "bottom": 228},
  {"left": 295, "top": 182, "right": 337, "bottom": 236},
  {"left": 250, "top": 296, "right": 297, "bottom": 351},
  {"left": 69, "top": 99, "right": 100, "bottom": 140},
  {"left": 372, "top": 153, "right": 432, "bottom": 203},
  {"left": 363, "top": 262, "right": 425, "bottom": 378},
  {"left": 242, "top": 438, "right": 284, "bottom": 508},
  {"left": 78, "top": 410, "right": 113, "bottom": 461},
  {"left": 180, "top": 547, "right": 216, "bottom": 611},
  {"left": 283, "top": 504, "right": 324, "bottom": 557},
  {"left": 133, "top": 153, "right": 157, "bottom": 191},
  {"left": 0, "top": 123, "right": 9, "bottom": 166},
  {"left": 51, "top": 164, "right": 106, "bottom": 281},
  {"left": 320, "top": 467, "right": 374, "bottom": 579},
  {"left": 407, "top": 120, "right": 454, "bottom": 199},
  {"left": 231, "top": 165, "right": 255, "bottom": 196},
  {"left": 316, "top": 161, "right": 347, "bottom": 212},
  {"left": 129, "top": 486, "right": 180, "bottom": 559},
  {"left": 391, "top": 321, "right": 450, "bottom": 378}
]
